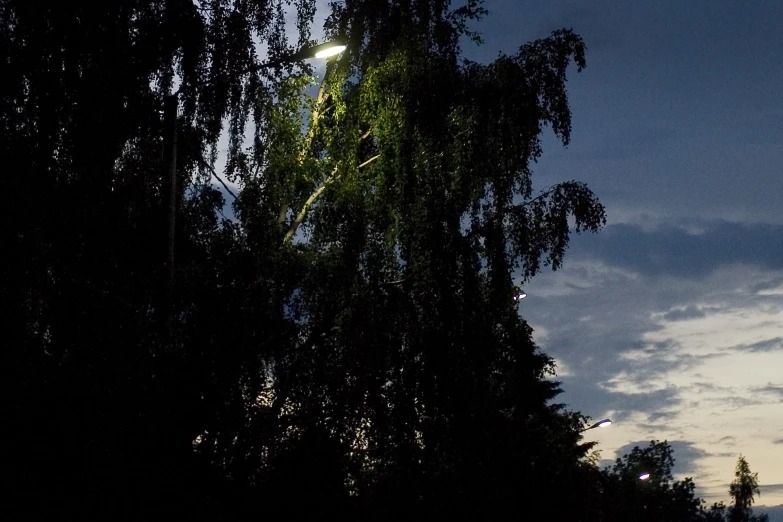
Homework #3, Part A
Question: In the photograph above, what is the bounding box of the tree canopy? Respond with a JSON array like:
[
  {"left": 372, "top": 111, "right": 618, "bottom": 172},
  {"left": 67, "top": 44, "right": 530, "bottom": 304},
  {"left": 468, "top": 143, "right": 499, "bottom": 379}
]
[{"left": 3, "top": 0, "right": 614, "bottom": 519}]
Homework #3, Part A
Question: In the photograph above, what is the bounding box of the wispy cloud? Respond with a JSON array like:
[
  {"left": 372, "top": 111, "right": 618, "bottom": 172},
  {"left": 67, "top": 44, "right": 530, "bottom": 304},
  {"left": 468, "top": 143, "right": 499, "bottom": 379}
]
[{"left": 725, "top": 337, "right": 783, "bottom": 353}]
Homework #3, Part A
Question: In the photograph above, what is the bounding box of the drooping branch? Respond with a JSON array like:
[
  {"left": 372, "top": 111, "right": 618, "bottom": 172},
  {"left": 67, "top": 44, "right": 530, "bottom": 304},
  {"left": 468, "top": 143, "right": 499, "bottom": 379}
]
[{"left": 197, "top": 156, "right": 237, "bottom": 200}]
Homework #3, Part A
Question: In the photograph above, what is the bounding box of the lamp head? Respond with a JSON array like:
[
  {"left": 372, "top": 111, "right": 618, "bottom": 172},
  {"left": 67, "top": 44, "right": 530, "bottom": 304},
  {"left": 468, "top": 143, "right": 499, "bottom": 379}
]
[{"left": 292, "top": 40, "right": 346, "bottom": 61}]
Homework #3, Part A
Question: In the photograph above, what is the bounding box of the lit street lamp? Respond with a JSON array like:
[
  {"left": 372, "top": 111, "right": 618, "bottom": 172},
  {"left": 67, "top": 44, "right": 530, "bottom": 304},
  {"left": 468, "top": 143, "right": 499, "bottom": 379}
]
[
  {"left": 580, "top": 418, "right": 612, "bottom": 433},
  {"left": 639, "top": 472, "right": 650, "bottom": 481},
  {"left": 302, "top": 40, "right": 347, "bottom": 59}
]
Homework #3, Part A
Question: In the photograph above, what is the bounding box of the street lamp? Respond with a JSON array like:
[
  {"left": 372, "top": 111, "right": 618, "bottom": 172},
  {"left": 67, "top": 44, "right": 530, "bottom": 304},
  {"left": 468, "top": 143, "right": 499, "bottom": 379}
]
[
  {"left": 161, "top": 40, "right": 346, "bottom": 343},
  {"left": 513, "top": 290, "right": 527, "bottom": 301},
  {"left": 580, "top": 418, "right": 612, "bottom": 433},
  {"left": 639, "top": 472, "right": 650, "bottom": 480},
  {"left": 304, "top": 40, "right": 347, "bottom": 59}
]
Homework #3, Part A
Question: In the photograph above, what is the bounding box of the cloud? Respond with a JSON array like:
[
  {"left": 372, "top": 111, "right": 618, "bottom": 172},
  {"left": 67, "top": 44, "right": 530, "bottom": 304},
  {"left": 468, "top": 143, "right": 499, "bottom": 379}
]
[
  {"left": 477, "top": 0, "right": 783, "bottom": 506},
  {"left": 760, "top": 485, "right": 783, "bottom": 496},
  {"left": 661, "top": 305, "right": 706, "bottom": 322},
  {"left": 520, "top": 224, "right": 783, "bottom": 503},
  {"left": 725, "top": 337, "right": 783, "bottom": 354},
  {"left": 567, "top": 221, "right": 783, "bottom": 279},
  {"left": 598, "top": 458, "right": 615, "bottom": 470},
  {"left": 610, "top": 440, "right": 709, "bottom": 477},
  {"left": 751, "top": 277, "right": 783, "bottom": 295},
  {"left": 774, "top": 439, "right": 783, "bottom": 445},
  {"left": 755, "top": 384, "right": 783, "bottom": 399}
]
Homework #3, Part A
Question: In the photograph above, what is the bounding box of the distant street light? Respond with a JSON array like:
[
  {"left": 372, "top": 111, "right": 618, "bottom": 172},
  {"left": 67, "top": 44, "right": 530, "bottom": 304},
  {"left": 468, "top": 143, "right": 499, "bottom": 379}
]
[
  {"left": 513, "top": 290, "right": 527, "bottom": 301},
  {"left": 639, "top": 472, "right": 651, "bottom": 481},
  {"left": 580, "top": 418, "right": 612, "bottom": 433}
]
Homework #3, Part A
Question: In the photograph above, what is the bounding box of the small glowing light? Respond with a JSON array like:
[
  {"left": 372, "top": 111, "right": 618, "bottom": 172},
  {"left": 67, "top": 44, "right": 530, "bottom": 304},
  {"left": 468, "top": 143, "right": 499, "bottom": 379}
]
[
  {"left": 598, "top": 419, "right": 612, "bottom": 428},
  {"left": 315, "top": 45, "right": 346, "bottom": 58},
  {"left": 639, "top": 472, "right": 650, "bottom": 480},
  {"left": 513, "top": 291, "right": 527, "bottom": 301}
]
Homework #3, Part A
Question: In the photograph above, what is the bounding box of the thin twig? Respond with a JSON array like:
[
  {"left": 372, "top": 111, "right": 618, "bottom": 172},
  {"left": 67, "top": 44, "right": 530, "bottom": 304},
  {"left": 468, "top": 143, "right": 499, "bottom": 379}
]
[
  {"left": 197, "top": 157, "right": 238, "bottom": 200},
  {"left": 519, "top": 185, "right": 559, "bottom": 208},
  {"left": 378, "top": 274, "right": 411, "bottom": 287}
]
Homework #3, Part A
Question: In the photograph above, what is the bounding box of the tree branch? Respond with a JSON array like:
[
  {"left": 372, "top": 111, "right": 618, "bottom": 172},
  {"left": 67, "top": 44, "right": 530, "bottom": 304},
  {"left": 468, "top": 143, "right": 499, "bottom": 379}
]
[
  {"left": 298, "top": 76, "right": 330, "bottom": 165},
  {"left": 358, "top": 154, "right": 380, "bottom": 169},
  {"left": 197, "top": 156, "right": 237, "bottom": 200},
  {"left": 278, "top": 76, "right": 331, "bottom": 226},
  {"left": 378, "top": 274, "right": 411, "bottom": 287},
  {"left": 519, "top": 184, "right": 559, "bottom": 208},
  {"left": 281, "top": 152, "right": 380, "bottom": 244},
  {"left": 282, "top": 166, "right": 340, "bottom": 244}
]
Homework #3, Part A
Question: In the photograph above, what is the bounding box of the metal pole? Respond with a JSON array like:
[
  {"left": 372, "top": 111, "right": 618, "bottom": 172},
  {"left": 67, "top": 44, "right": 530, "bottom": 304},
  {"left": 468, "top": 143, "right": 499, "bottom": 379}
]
[{"left": 163, "top": 93, "right": 178, "bottom": 347}]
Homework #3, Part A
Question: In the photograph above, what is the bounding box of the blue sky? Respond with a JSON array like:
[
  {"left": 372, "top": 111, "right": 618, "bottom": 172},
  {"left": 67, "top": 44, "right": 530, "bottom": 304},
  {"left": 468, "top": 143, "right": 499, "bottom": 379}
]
[
  {"left": 215, "top": 0, "right": 783, "bottom": 516},
  {"left": 459, "top": 0, "right": 782, "bottom": 514}
]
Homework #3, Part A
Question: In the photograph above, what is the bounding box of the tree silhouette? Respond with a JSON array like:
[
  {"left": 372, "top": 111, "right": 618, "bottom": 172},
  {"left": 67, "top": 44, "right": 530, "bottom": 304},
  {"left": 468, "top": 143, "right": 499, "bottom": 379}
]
[
  {"left": 727, "top": 455, "right": 768, "bottom": 522},
  {"left": 600, "top": 441, "right": 705, "bottom": 522},
  {"left": 4, "top": 1, "right": 607, "bottom": 519}
]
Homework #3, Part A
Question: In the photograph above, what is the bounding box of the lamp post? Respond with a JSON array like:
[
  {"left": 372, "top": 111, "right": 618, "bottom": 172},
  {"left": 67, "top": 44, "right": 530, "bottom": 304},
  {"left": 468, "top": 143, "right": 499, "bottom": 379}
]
[
  {"left": 580, "top": 418, "right": 612, "bottom": 433},
  {"left": 161, "top": 40, "right": 345, "bottom": 344},
  {"left": 512, "top": 284, "right": 527, "bottom": 301}
]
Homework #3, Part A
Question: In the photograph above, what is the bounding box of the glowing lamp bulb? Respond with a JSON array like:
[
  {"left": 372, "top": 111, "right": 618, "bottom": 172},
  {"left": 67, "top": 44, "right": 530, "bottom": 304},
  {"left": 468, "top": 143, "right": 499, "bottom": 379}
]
[{"left": 315, "top": 45, "right": 346, "bottom": 58}]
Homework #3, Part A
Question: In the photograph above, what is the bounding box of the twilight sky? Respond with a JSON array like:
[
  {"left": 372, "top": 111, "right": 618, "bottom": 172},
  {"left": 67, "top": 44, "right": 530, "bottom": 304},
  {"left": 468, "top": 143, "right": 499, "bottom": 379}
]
[
  {"left": 462, "top": 0, "right": 782, "bottom": 515},
  {"left": 219, "top": 0, "right": 783, "bottom": 516}
]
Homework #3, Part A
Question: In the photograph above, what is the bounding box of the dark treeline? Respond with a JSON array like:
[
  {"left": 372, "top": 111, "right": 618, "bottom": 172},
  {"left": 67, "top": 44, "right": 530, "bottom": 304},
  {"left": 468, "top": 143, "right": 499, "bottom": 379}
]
[{"left": 1, "top": 0, "right": 766, "bottom": 520}]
